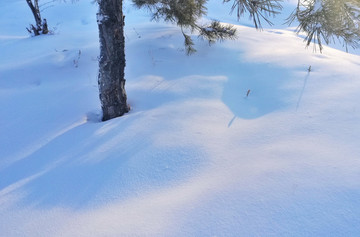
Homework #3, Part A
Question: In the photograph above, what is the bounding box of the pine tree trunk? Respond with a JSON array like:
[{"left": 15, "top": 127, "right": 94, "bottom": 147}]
[{"left": 97, "top": 0, "right": 129, "bottom": 121}]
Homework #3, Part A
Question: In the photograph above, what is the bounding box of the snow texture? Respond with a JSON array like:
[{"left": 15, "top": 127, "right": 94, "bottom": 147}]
[{"left": 1, "top": 0, "right": 360, "bottom": 236}]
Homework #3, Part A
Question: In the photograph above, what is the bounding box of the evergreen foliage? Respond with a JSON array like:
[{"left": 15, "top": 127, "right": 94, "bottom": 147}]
[
  {"left": 287, "top": 0, "right": 360, "bottom": 51},
  {"left": 134, "top": 0, "right": 359, "bottom": 53},
  {"left": 133, "top": 0, "right": 237, "bottom": 54},
  {"left": 224, "top": 0, "right": 283, "bottom": 28}
]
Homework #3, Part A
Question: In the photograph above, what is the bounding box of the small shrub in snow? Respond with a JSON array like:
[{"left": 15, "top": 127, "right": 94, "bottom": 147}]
[{"left": 26, "top": 0, "right": 49, "bottom": 36}]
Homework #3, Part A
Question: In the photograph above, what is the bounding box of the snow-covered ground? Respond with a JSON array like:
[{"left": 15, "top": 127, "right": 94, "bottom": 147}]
[{"left": 1, "top": 0, "right": 360, "bottom": 236}]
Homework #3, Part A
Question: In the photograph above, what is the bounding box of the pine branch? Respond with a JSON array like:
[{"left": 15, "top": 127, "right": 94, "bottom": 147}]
[
  {"left": 198, "top": 21, "right": 237, "bottom": 44},
  {"left": 224, "top": 0, "right": 283, "bottom": 29},
  {"left": 287, "top": 0, "right": 360, "bottom": 52}
]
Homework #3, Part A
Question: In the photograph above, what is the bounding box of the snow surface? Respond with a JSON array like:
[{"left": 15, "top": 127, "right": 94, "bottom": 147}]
[{"left": 1, "top": 0, "right": 360, "bottom": 236}]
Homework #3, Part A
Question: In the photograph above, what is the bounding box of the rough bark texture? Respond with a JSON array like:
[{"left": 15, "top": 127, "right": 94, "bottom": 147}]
[
  {"left": 97, "top": 0, "right": 129, "bottom": 121},
  {"left": 26, "top": 0, "right": 48, "bottom": 35}
]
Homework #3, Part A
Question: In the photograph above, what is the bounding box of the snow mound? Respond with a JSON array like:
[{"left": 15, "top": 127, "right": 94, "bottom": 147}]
[{"left": 1, "top": 0, "right": 360, "bottom": 236}]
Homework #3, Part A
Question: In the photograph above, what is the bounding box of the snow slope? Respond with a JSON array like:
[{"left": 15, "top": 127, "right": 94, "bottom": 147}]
[{"left": 1, "top": 0, "right": 360, "bottom": 236}]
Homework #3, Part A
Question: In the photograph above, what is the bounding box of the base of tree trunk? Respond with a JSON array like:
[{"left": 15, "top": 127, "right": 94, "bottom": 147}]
[{"left": 101, "top": 101, "right": 130, "bottom": 121}]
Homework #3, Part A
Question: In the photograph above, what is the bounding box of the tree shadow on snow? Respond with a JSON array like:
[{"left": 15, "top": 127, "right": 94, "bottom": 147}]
[
  {"left": 0, "top": 121, "right": 126, "bottom": 209},
  {"left": 222, "top": 61, "right": 293, "bottom": 126},
  {"left": 0, "top": 113, "right": 202, "bottom": 209}
]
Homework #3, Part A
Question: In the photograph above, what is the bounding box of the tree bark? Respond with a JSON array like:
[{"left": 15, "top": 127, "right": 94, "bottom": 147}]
[
  {"left": 26, "top": 0, "right": 41, "bottom": 27},
  {"left": 26, "top": 0, "right": 49, "bottom": 35},
  {"left": 97, "top": 0, "right": 129, "bottom": 121},
  {"left": 26, "top": 0, "right": 42, "bottom": 35}
]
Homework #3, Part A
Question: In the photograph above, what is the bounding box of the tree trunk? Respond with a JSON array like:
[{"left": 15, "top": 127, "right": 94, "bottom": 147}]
[
  {"left": 26, "top": 0, "right": 42, "bottom": 35},
  {"left": 97, "top": 0, "right": 129, "bottom": 121},
  {"left": 26, "top": 0, "right": 48, "bottom": 35}
]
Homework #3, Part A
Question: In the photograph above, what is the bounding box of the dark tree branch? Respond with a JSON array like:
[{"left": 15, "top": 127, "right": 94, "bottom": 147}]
[{"left": 26, "top": 0, "right": 49, "bottom": 35}]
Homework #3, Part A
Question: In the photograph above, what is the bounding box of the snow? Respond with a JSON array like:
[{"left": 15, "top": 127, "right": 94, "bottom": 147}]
[{"left": 1, "top": 0, "right": 360, "bottom": 236}]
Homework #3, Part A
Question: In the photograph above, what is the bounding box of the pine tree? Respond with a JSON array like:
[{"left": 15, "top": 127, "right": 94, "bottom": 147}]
[
  {"left": 97, "top": 0, "right": 360, "bottom": 121},
  {"left": 97, "top": 0, "right": 129, "bottom": 121}
]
